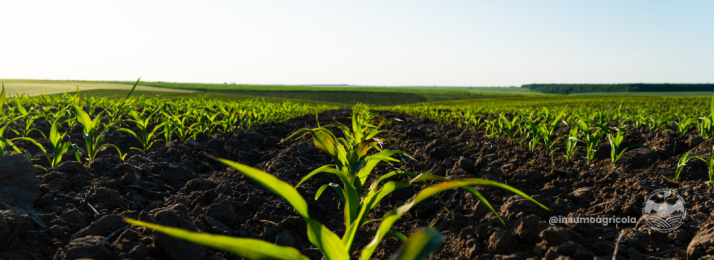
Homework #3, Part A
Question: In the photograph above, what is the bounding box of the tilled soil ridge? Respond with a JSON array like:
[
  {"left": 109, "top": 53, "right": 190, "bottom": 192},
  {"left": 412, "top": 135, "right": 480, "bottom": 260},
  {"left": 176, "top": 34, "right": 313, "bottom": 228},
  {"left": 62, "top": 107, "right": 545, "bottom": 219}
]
[{"left": 0, "top": 110, "right": 713, "bottom": 260}]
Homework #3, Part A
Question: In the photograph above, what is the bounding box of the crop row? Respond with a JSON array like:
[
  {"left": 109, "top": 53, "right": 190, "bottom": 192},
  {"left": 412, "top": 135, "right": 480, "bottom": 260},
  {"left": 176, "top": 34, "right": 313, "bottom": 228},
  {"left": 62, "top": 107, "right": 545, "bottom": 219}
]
[
  {"left": 385, "top": 96, "right": 714, "bottom": 191},
  {"left": 0, "top": 81, "right": 338, "bottom": 170},
  {"left": 125, "top": 104, "right": 549, "bottom": 259}
]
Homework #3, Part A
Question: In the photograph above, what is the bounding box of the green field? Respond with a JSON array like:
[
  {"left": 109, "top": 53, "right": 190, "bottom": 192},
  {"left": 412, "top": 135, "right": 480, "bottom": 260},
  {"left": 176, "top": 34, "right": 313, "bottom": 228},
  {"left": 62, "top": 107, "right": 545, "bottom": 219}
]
[
  {"left": 390, "top": 94, "right": 712, "bottom": 109},
  {"left": 6, "top": 79, "right": 714, "bottom": 107},
  {"left": 571, "top": 91, "right": 714, "bottom": 96},
  {"left": 2, "top": 79, "right": 544, "bottom": 106},
  {"left": 75, "top": 89, "right": 348, "bottom": 107},
  {"left": 0, "top": 79, "right": 194, "bottom": 96},
  {"left": 102, "top": 81, "right": 544, "bottom": 106}
]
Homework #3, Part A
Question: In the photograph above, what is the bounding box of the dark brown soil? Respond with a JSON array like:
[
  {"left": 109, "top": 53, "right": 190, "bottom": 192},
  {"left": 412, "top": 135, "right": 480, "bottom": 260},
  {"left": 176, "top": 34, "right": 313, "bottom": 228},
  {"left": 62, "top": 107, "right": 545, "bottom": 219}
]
[{"left": 1, "top": 110, "right": 713, "bottom": 260}]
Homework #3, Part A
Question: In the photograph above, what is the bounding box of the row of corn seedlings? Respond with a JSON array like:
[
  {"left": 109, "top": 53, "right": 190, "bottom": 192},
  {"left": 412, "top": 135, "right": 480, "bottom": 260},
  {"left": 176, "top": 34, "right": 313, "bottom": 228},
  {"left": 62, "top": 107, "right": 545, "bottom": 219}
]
[
  {"left": 0, "top": 81, "right": 338, "bottom": 170},
  {"left": 126, "top": 105, "right": 549, "bottom": 259},
  {"left": 384, "top": 96, "right": 714, "bottom": 191}
]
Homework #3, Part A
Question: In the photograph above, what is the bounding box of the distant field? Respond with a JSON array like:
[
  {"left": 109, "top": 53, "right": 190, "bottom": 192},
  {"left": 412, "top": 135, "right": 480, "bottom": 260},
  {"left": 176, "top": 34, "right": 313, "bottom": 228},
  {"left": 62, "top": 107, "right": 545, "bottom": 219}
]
[
  {"left": 75, "top": 89, "right": 346, "bottom": 107},
  {"left": 0, "top": 79, "right": 194, "bottom": 96},
  {"left": 400, "top": 86, "right": 531, "bottom": 92},
  {"left": 396, "top": 94, "right": 711, "bottom": 109},
  {"left": 107, "top": 81, "right": 544, "bottom": 106},
  {"left": 571, "top": 91, "right": 714, "bottom": 96},
  {"left": 117, "top": 81, "right": 526, "bottom": 94},
  {"left": 76, "top": 89, "right": 529, "bottom": 107}
]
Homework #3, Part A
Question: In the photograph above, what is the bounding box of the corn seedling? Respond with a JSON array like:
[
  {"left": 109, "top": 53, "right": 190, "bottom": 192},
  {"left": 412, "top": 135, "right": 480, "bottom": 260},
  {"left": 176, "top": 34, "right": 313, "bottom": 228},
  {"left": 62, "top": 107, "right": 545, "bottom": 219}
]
[
  {"left": 11, "top": 98, "right": 46, "bottom": 138},
  {"left": 498, "top": 114, "right": 520, "bottom": 145},
  {"left": 675, "top": 118, "right": 694, "bottom": 136},
  {"left": 607, "top": 127, "right": 658, "bottom": 172},
  {"left": 665, "top": 150, "right": 693, "bottom": 182},
  {"left": 16, "top": 120, "right": 72, "bottom": 168},
  {"left": 690, "top": 146, "right": 714, "bottom": 192},
  {"left": 126, "top": 154, "right": 548, "bottom": 260},
  {"left": 73, "top": 105, "right": 125, "bottom": 164},
  {"left": 0, "top": 124, "right": 22, "bottom": 155},
  {"left": 562, "top": 127, "right": 580, "bottom": 163},
  {"left": 116, "top": 109, "right": 165, "bottom": 154}
]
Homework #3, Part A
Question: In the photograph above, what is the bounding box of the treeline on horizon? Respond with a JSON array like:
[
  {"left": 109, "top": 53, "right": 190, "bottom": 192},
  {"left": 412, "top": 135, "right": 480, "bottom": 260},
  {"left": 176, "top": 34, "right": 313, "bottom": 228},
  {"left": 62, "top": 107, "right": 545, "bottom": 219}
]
[{"left": 522, "top": 83, "right": 714, "bottom": 94}]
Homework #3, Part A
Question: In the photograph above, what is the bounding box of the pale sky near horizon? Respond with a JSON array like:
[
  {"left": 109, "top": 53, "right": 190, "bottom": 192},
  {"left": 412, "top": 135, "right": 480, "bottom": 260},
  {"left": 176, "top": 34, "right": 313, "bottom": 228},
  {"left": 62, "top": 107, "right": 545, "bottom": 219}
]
[{"left": 1, "top": 1, "right": 712, "bottom": 86}]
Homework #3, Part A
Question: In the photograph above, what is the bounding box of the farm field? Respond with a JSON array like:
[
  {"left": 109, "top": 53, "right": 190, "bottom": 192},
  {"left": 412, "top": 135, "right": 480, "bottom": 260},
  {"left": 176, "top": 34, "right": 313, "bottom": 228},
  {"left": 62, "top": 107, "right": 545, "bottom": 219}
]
[
  {"left": 111, "top": 81, "right": 546, "bottom": 106},
  {"left": 1, "top": 89, "right": 713, "bottom": 259},
  {"left": 73, "top": 89, "right": 347, "bottom": 107},
  {"left": 0, "top": 79, "right": 194, "bottom": 96},
  {"left": 572, "top": 91, "right": 714, "bottom": 97},
  {"left": 3, "top": 79, "right": 544, "bottom": 106}
]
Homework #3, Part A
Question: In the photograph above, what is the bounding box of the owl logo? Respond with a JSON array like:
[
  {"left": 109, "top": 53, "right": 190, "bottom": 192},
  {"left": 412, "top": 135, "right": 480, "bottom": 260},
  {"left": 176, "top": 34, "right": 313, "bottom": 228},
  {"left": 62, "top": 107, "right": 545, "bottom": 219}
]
[{"left": 643, "top": 189, "right": 686, "bottom": 233}]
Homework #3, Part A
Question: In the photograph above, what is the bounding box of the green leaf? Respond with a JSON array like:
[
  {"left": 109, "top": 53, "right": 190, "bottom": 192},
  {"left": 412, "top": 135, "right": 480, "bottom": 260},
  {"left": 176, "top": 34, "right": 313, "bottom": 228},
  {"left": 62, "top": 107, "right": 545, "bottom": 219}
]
[
  {"left": 359, "top": 213, "right": 403, "bottom": 260},
  {"left": 305, "top": 218, "right": 350, "bottom": 260},
  {"left": 34, "top": 165, "right": 48, "bottom": 172},
  {"left": 389, "top": 228, "right": 445, "bottom": 260},
  {"left": 211, "top": 157, "right": 310, "bottom": 219},
  {"left": 461, "top": 186, "right": 506, "bottom": 227},
  {"left": 617, "top": 144, "right": 659, "bottom": 161},
  {"left": 393, "top": 179, "right": 549, "bottom": 216},
  {"left": 96, "top": 143, "right": 125, "bottom": 160},
  {"left": 116, "top": 128, "right": 139, "bottom": 139},
  {"left": 0, "top": 137, "right": 22, "bottom": 154},
  {"left": 73, "top": 105, "right": 95, "bottom": 134},
  {"left": 283, "top": 128, "right": 311, "bottom": 142},
  {"left": 71, "top": 143, "right": 82, "bottom": 164},
  {"left": 315, "top": 184, "right": 330, "bottom": 200},
  {"left": 295, "top": 164, "right": 339, "bottom": 188},
  {"left": 328, "top": 183, "right": 346, "bottom": 203},
  {"left": 343, "top": 181, "right": 409, "bottom": 248},
  {"left": 52, "top": 142, "right": 72, "bottom": 167},
  {"left": 367, "top": 171, "right": 418, "bottom": 194},
  {"left": 11, "top": 137, "right": 47, "bottom": 158},
  {"left": 49, "top": 121, "right": 60, "bottom": 145},
  {"left": 125, "top": 219, "right": 309, "bottom": 260},
  {"left": 312, "top": 129, "right": 339, "bottom": 158},
  {"left": 386, "top": 230, "right": 408, "bottom": 242}
]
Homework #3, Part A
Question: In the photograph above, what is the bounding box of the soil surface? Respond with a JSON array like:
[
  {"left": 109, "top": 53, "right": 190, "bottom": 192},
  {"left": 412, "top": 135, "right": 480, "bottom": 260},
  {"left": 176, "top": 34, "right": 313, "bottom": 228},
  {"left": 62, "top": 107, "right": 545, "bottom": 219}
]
[{"left": 1, "top": 110, "right": 713, "bottom": 260}]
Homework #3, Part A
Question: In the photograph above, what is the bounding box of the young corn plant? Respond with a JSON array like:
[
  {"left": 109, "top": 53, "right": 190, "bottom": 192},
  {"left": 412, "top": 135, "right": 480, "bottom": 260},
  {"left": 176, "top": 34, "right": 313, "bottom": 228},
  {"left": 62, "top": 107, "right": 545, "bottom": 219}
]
[
  {"left": 691, "top": 147, "right": 714, "bottom": 193},
  {"left": 536, "top": 123, "right": 564, "bottom": 156},
  {"left": 562, "top": 127, "right": 580, "bottom": 163},
  {"left": 286, "top": 107, "right": 546, "bottom": 249},
  {"left": 162, "top": 115, "right": 175, "bottom": 146},
  {"left": 0, "top": 84, "right": 19, "bottom": 155},
  {"left": 13, "top": 120, "right": 72, "bottom": 169},
  {"left": 696, "top": 95, "right": 714, "bottom": 139},
  {"left": 676, "top": 118, "right": 695, "bottom": 136},
  {"left": 116, "top": 109, "right": 164, "bottom": 154},
  {"left": 46, "top": 120, "right": 72, "bottom": 167},
  {"left": 125, "top": 152, "right": 548, "bottom": 260},
  {"left": 0, "top": 123, "right": 22, "bottom": 156},
  {"left": 11, "top": 98, "right": 46, "bottom": 138},
  {"left": 663, "top": 150, "right": 693, "bottom": 182},
  {"left": 165, "top": 112, "right": 193, "bottom": 142},
  {"left": 498, "top": 114, "right": 520, "bottom": 145},
  {"left": 73, "top": 105, "right": 125, "bottom": 165},
  {"left": 575, "top": 114, "right": 617, "bottom": 165},
  {"left": 190, "top": 112, "right": 220, "bottom": 138},
  {"left": 607, "top": 127, "right": 658, "bottom": 172},
  {"left": 527, "top": 110, "right": 564, "bottom": 156},
  {"left": 580, "top": 130, "right": 604, "bottom": 166}
]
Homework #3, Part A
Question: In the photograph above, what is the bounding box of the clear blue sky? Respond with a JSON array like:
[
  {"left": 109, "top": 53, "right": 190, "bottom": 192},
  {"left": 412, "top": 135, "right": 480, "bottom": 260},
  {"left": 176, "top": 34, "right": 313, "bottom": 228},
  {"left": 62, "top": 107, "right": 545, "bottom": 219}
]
[{"left": 1, "top": 1, "right": 712, "bottom": 86}]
